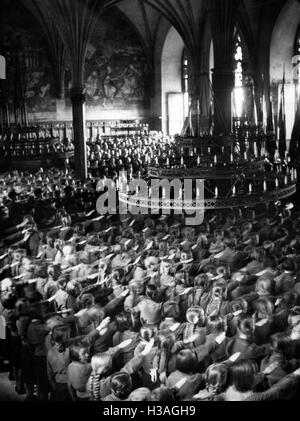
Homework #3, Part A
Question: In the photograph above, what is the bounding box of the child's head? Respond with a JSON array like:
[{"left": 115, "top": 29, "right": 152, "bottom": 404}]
[
  {"left": 45, "top": 315, "right": 64, "bottom": 332},
  {"left": 162, "top": 301, "right": 180, "bottom": 320},
  {"left": 194, "top": 273, "right": 208, "bottom": 288},
  {"left": 216, "top": 265, "right": 228, "bottom": 278},
  {"left": 229, "top": 360, "right": 257, "bottom": 393},
  {"left": 63, "top": 244, "right": 73, "bottom": 257},
  {"left": 269, "top": 333, "right": 291, "bottom": 355},
  {"left": 115, "top": 312, "right": 133, "bottom": 332},
  {"left": 210, "top": 285, "right": 223, "bottom": 299},
  {"left": 80, "top": 293, "right": 95, "bottom": 309},
  {"left": 290, "top": 322, "right": 300, "bottom": 340},
  {"left": 255, "top": 277, "right": 274, "bottom": 296},
  {"left": 230, "top": 298, "right": 248, "bottom": 315},
  {"left": 129, "top": 279, "right": 144, "bottom": 296},
  {"left": 69, "top": 344, "right": 90, "bottom": 363},
  {"left": 128, "top": 388, "right": 151, "bottom": 401},
  {"left": 206, "top": 363, "right": 228, "bottom": 394},
  {"left": 156, "top": 330, "right": 175, "bottom": 350},
  {"left": 282, "top": 258, "right": 295, "bottom": 273},
  {"left": 51, "top": 325, "right": 70, "bottom": 352},
  {"left": 66, "top": 280, "right": 81, "bottom": 297},
  {"left": 87, "top": 306, "right": 104, "bottom": 326},
  {"left": 145, "top": 256, "right": 159, "bottom": 272},
  {"left": 140, "top": 325, "right": 157, "bottom": 342},
  {"left": 47, "top": 264, "right": 60, "bottom": 280},
  {"left": 214, "top": 229, "right": 224, "bottom": 241},
  {"left": 180, "top": 250, "right": 191, "bottom": 262},
  {"left": 186, "top": 306, "right": 205, "bottom": 326},
  {"left": 176, "top": 349, "right": 198, "bottom": 374},
  {"left": 160, "top": 261, "right": 171, "bottom": 276},
  {"left": 288, "top": 307, "right": 300, "bottom": 327},
  {"left": 57, "top": 275, "right": 68, "bottom": 291},
  {"left": 250, "top": 248, "right": 265, "bottom": 263},
  {"left": 254, "top": 297, "right": 274, "bottom": 321},
  {"left": 151, "top": 386, "right": 175, "bottom": 401},
  {"left": 145, "top": 284, "right": 158, "bottom": 301},
  {"left": 206, "top": 316, "right": 225, "bottom": 335},
  {"left": 223, "top": 237, "right": 235, "bottom": 250},
  {"left": 110, "top": 372, "right": 132, "bottom": 400},
  {"left": 91, "top": 353, "right": 112, "bottom": 376},
  {"left": 15, "top": 297, "right": 30, "bottom": 316},
  {"left": 237, "top": 315, "right": 254, "bottom": 341}
]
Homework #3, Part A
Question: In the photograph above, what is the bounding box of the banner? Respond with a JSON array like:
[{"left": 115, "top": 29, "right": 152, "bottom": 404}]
[
  {"left": 0, "top": 55, "right": 6, "bottom": 79},
  {"left": 278, "top": 69, "right": 287, "bottom": 158}
]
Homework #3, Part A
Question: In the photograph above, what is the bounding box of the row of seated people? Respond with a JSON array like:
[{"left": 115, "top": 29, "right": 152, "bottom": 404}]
[
  {"left": 0, "top": 132, "right": 174, "bottom": 224},
  {"left": 0, "top": 168, "right": 104, "bottom": 233},
  {"left": 87, "top": 134, "right": 173, "bottom": 178},
  {"left": 0, "top": 138, "right": 74, "bottom": 158},
  {"left": 0, "top": 169, "right": 300, "bottom": 401}
]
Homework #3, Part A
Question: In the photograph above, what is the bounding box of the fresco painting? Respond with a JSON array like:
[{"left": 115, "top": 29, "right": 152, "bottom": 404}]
[
  {"left": 0, "top": 9, "right": 149, "bottom": 120},
  {"left": 83, "top": 11, "right": 148, "bottom": 110},
  {"left": 0, "top": 24, "right": 56, "bottom": 116}
]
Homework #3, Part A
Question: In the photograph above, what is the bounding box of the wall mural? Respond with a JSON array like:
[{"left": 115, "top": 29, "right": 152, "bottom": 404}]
[
  {"left": 82, "top": 11, "right": 149, "bottom": 110},
  {"left": 25, "top": 66, "right": 56, "bottom": 114},
  {"left": 1, "top": 8, "right": 149, "bottom": 123},
  {"left": 0, "top": 24, "right": 56, "bottom": 118}
]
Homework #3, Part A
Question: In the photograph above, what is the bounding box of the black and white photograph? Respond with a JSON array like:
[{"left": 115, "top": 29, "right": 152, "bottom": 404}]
[{"left": 0, "top": 0, "right": 300, "bottom": 407}]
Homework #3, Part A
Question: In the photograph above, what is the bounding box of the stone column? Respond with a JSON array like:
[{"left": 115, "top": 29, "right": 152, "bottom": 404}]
[
  {"left": 209, "top": 0, "right": 238, "bottom": 135},
  {"left": 212, "top": 66, "right": 235, "bottom": 135},
  {"left": 70, "top": 87, "right": 87, "bottom": 180}
]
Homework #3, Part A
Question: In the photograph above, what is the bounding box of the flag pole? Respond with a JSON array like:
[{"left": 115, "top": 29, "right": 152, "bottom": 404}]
[{"left": 278, "top": 63, "right": 287, "bottom": 158}]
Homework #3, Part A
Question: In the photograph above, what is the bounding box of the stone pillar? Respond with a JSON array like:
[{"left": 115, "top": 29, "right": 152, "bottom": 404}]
[
  {"left": 209, "top": 0, "right": 238, "bottom": 135},
  {"left": 70, "top": 87, "right": 87, "bottom": 180},
  {"left": 59, "top": 74, "right": 65, "bottom": 100},
  {"left": 212, "top": 66, "right": 235, "bottom": 135}
]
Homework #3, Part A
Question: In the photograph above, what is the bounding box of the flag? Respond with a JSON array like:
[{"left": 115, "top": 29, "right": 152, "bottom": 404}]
[
  {"left": 262, "top": 75, "right": 268, "bottom": 131},
  {"left": 252, "top": 85, "right": 258, "bottom": 125},
  {"left": 208, "top": 100, "right": 213, "bottom": 135},
  {"left": 189, "top": 102, "right": 195, "bottom": 136},
  {"left": 232, "top": 90, "right": 237, "bottom": 119},
  {"left": 290, "top": 95, "right": 300, "bottom": 161},
  {"left": 13, "top": 48, "right": 27, "bottom": 126},
  {"left": 262, "top": 93, "right": 268, "bottom": 131},
  {"left": 278, "top": 68, "right": 286, "bottom": 158},
  {"left": 0, "top": 55, "right": 6, "bottom": 80},
  {"left": 267, "top": 87, "right": 274, "bottom": 133}
]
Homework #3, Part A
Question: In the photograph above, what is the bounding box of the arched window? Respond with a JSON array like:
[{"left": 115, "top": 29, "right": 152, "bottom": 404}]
[
  {"left": 233, "top": 34, "right": 244, "bottom": 118},
  {"left": 161, "top": 26, "right": 185, "bottom": 135},
  {"left": 182, "top": 48, "right": 189, "bottom": 118}
]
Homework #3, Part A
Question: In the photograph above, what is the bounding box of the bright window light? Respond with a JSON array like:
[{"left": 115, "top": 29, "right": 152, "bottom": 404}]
[{"left": 233, "top": 36, "right": 244, "bottom": 118}]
